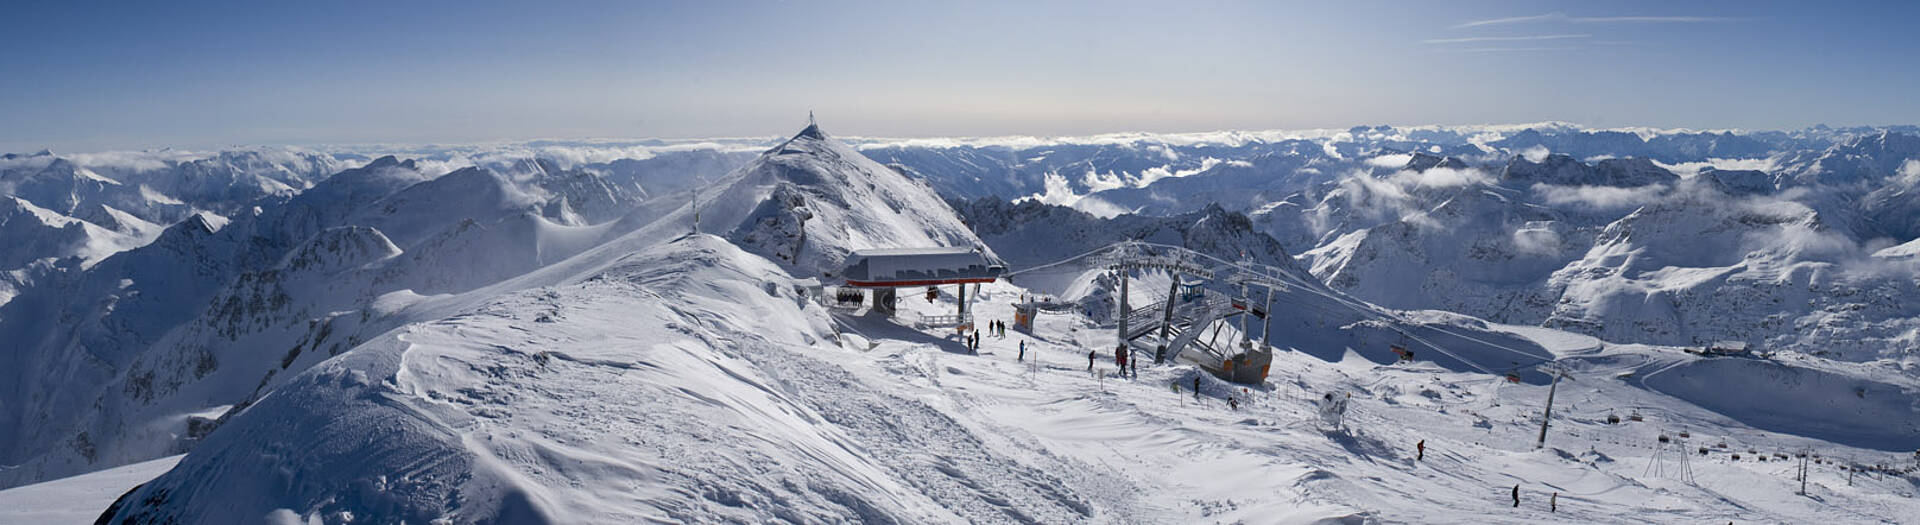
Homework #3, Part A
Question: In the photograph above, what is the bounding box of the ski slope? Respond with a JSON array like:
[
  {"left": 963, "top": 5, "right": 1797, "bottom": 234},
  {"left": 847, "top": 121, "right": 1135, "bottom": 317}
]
[{"left": 9, "top": 124, "right": 1916, "bottom": 523}]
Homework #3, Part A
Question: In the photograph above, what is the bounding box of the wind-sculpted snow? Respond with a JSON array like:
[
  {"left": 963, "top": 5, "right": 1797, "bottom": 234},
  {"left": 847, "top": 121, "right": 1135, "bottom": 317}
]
[
  {"left": 0, "top": 154, "right": 708, "bottom": 488},
  {"left": 101, "top": 236, "right": 1094, "bottom": 524}
]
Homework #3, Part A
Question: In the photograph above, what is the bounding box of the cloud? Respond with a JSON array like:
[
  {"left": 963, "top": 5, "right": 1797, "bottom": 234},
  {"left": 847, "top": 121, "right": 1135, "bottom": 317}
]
[
  {"left": 1452, "top": 12, "right": 1739, "bottom": 29},
  {"left": 1531, "top": 183, "right": 1669, "bottom": 211},
  {"left": 1423, "top": 47, "right": 1583, "bottom": 54},
  {"left": 1576, "top": 16, "right": 1738, "bottom": 24},
  {"left": 1512, "top": 224, "right": 1564, "bottom": 255},
  {"left": 1135, "top": 157, "right": 1231, "bottom": 187},
  {"left": 1453, "top": 13, "right": 1566, "bottom": 29},
  {"left": 1366, "top": 154, "right": 1413, "bottom": 168},
  {"left": 1898, "top": 159, "right": 1920, "bottom": 187},
  {"left": 1422, "top": 34, "right": 1590, "bottom": 44},
  {"left": 1521, "top": 145, "right": 1551, "bottom": 162},
  {"left": 1654, "top": 157, "right": 1781, "bottom": 178},
  {"left": 1391, "top": 167, "right": 1494, "bottom": 188}
]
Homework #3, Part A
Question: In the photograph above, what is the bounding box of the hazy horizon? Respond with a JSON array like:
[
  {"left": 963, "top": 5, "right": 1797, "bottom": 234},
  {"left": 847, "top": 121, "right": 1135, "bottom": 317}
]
[{"left": 7, "top": 0, "right": 1919, "bottom": 152}]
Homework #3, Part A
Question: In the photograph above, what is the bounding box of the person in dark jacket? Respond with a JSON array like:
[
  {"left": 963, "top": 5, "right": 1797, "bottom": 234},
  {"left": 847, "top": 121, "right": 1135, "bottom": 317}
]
[
  {"left": 1511, "top": 485, "right": 1520, "bottom": 508},
  {"left": 1088, "top": 350, "right": 1096, "bottom": 371},
  {"left": 1417, "top": 440, "right": 1425, "bottom": 461}
]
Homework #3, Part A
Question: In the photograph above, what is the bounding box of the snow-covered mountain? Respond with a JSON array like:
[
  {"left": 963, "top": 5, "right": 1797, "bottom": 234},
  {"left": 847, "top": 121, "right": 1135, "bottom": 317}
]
[
  {"left": 4, "top": 123, "right": 1920, "bottom": 524},
  {"left": 705, "top": 124, "right": 992, "bottom": 277}
]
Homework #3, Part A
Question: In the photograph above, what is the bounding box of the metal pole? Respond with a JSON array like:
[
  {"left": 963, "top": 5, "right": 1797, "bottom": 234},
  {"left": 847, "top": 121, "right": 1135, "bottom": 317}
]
[
  {"left": 1237, "top": 283, "right": 1250, "bottom": 349},
  {"left": 957, "top": 283, "right": 967, "bottom": 329},
  {"left": 1160, "top": 274, "right": 1179, "bottom": 363},
  {"left": 1536, "top": 370, "right": 1562, "bottom": 449},
  {"left": 1260, "top": 285, "right": 1274, "bottom": 350},
  {"left": 1799, "top": 453, "right": 1809, "bottom": 495},
  {"left": 1117, "top": 268, "right": 1130, "bottom": 349}
]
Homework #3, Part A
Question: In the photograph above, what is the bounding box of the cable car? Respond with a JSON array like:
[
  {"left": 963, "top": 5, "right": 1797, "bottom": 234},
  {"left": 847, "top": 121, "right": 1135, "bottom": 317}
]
[{"left": 1391, "top": 344, "right": 1413, "bottom": 362}]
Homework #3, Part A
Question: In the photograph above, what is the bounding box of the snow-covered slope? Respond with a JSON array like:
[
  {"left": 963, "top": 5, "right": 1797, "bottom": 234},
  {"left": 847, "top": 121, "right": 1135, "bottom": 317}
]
[
  {"left": 0, "top": 157, "right": 651, "bottom": 489},
  {"left": 98, "top": 235, "right": 1920, "bottom": 524},
  {"left": 8, "top": 123, "right": 1920, "bottom": 523}
]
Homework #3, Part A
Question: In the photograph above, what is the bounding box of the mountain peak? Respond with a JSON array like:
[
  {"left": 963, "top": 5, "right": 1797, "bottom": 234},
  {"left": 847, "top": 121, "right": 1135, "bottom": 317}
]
[{"left": 794, "top": 123, "right": 826, "bottom": 141}]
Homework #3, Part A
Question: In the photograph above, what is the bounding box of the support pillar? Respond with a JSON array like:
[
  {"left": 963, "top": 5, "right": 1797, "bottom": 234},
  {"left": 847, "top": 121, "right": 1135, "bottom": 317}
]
[
  {"left": 1236, "top": 283, "right": 1250, "bottom": 349},
  {"left": 957, "top": 283, "right": 968, "bottom": 330},
  {"left": 1117, "top": 269, "right": 1130, "bottom": 350},
  {"left": 1536, "top": 371, "right": 1563, "bottom": 449},
  {"left": 1260, "top": 285, "right": 1275, "bottom": 350},
  {"left": 1159, "top": 274, "right": 1179, "bottom": 363}
]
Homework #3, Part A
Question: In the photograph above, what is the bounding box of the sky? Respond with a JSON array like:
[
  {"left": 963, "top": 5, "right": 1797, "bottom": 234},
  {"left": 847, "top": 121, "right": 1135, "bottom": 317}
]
[{"left": 4, "top": 0, "right": 1919, "bottom": 152}]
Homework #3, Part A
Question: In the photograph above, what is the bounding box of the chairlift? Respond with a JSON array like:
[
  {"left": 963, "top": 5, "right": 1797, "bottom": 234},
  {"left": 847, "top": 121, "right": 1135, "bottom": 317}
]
[
  {"left": 925, "top": 286, "right": 938, "bottom": 303},
  {"left": 1390, "top": 333, "right": 1414, "bottom": 362}
]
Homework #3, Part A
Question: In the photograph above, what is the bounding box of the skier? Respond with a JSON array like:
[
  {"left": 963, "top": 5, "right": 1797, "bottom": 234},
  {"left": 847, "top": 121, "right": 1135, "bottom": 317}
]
[
  {"left": 1088, "top": 350, "right": 1097, "bottom": 371},
  {"left": 1417, "top": 440, "right": 1425, "bottom": 461},
  {"left": 1511, "top": 485, "right": 1519, "bottom": 508},
  {"left": 1018, "top": 340, "right": 1026, "bottom": 362},
  {"left": 1228, "top": 397, "right": 1239, "bottom": 410},
  {"left": 1193, "top": 376, "right": 1202, "bottom": 400},
  {"left": 1550, "top": 492, "right": 1557, "bottom": 513},
  {"left": 1130, "top": 352, "right": 1138, "bottom": 377},
  {"left": 1116, "top": 345, "right": 1129, "bottom": 375}
]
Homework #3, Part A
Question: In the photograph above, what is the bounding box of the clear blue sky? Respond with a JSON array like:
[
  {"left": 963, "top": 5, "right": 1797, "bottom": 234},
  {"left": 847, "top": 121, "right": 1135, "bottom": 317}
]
[{"left": 5, "top": 0, "right": 1918, "bottom": 152}]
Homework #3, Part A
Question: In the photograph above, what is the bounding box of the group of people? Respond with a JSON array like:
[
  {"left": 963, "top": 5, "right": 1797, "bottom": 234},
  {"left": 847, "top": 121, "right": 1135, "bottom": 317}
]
[
  {"left": 1506, "top": 485, "right": 1558, "bottom": 513},
  {"left": 964, "top": 319, "right": 1015, "bottom": 355},
  {"left": 1090, "top": 345, "right": 1139, "bottom": 378}
]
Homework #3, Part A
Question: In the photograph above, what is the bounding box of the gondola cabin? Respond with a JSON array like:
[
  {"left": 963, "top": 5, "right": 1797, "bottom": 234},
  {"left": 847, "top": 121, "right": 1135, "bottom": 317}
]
[{"left": 1391, "top": 345, "right": 1413, "bottom": 362}]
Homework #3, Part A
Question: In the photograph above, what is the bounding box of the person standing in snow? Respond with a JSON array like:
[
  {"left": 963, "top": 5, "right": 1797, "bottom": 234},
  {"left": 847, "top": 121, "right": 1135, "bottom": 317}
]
[
  {"left": 1550, "top": 492, "right": 1557, "bottom": 513},
  {"left": 1511, "top": 485, "right": 1520, "bottom": 508},
  {"left": 1088, "top": 350, "right": 1097, "bottom": 371},
  {"left": 1018, "top": 340, "right": 1026, "bottom": 362},
  {"left": 1116, "top": 346, "right": 1129, "bottom": 377},
  {"left": 1228, "top": 397, "right": 1239, "bottom": 410},
  {"left": 1193, "top": 376, "right": 1202, "bottom": 400},
  {"left": 1130, "top": 352, "right": 1137, "bottom": 378},
  {"left": 1417, "top": 440, "right": 1425, "bottom": 461}
]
